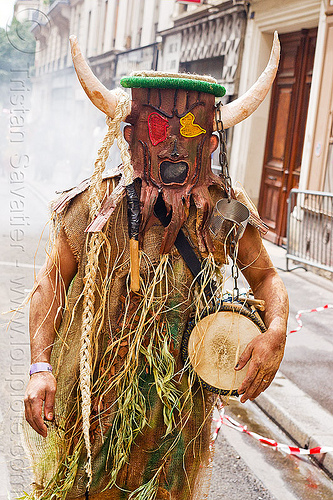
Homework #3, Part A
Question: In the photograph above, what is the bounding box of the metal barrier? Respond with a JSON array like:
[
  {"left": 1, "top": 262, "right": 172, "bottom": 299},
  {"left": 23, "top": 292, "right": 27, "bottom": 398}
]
[{"left": 286, "top": 189, "right": 333, "bottom": 273}]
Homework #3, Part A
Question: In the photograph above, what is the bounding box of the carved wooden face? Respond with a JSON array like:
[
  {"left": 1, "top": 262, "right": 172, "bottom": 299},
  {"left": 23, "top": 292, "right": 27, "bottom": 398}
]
[{"left": 124, "top": 87, "right": 222, "bottom": 254}]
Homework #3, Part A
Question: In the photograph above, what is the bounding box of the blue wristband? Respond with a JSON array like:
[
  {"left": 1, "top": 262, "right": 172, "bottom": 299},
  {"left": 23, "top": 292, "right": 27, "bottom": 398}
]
[{"left": 29, "top": 362, "right": 53, "bottom": 376}]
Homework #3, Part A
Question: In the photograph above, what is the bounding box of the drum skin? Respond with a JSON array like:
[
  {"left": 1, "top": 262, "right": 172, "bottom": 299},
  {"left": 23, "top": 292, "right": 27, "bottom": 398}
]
[{"left": 182, "top": 303, "right": 267, "bottom": 396}]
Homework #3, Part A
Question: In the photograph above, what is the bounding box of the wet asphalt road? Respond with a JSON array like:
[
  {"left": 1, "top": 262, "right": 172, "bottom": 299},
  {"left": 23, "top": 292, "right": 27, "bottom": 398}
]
[{"left": 264, "top": 241, "right": 333, "bottom": 415}]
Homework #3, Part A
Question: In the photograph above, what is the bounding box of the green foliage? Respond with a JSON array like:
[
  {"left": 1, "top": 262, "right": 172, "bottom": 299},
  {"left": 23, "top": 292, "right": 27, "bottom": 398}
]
[{"left": 0, "top": 17, "right": 36, "bottom": 85}]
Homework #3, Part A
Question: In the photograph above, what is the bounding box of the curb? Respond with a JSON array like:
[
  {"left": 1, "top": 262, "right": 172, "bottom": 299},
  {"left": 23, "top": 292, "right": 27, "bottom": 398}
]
[{"left": 255, "top": 371, "right": 333, "bottom": 478}]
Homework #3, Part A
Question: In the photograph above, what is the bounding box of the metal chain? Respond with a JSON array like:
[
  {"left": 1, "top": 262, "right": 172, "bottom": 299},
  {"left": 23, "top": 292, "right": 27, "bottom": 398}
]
[
  {"left": 230, "top": 239, "right": 240, "bottom": 301},
  {"left": 215, "top": 101, "right": 232, "bottom": 201},
  {"left": 215, "top": 101, "right": 240, "bottom": 301}
]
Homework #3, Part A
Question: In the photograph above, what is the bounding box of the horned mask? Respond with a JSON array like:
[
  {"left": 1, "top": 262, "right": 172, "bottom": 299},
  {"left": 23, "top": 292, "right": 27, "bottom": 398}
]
[
  {"left": 122, "top": 82, "right": 225, "bottom": 254},
  {"left": 69, "top": 33, "right": 280, "bottom": 256}
]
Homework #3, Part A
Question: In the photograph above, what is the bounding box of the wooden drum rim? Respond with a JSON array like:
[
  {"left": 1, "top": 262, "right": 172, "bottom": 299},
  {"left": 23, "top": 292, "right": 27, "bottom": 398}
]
[{"left": 181, "top": 302, "right": 267, "bottom": 396}]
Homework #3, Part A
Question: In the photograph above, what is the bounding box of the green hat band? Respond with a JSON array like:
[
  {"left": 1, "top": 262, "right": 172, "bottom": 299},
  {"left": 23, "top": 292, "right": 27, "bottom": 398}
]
[{"left": 120, "top": 76, "right": 226, "bottom": 97}]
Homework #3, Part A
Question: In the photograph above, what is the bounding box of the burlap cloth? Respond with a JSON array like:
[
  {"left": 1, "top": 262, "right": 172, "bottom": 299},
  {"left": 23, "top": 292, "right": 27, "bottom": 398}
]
[{"left": 23, "top": 179, "right": 259, "bottom": 500}]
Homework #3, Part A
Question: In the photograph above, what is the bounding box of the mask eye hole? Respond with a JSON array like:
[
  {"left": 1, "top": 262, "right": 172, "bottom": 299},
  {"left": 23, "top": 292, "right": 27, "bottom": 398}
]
[{"left": 148, "top": 113, "right": 169, "bottom": 145}]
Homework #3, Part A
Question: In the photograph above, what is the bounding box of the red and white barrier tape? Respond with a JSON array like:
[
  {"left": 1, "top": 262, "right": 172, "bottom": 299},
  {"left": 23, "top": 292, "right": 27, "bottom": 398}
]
[
  {"left": 213, "top": 411, "right": 333, "bottom": 455},
  {"left": 212, "top": 406, "right": 225, "bottom": 442},
  {"left": 289, "top": 304, "right": 333, "bottom": 334}
]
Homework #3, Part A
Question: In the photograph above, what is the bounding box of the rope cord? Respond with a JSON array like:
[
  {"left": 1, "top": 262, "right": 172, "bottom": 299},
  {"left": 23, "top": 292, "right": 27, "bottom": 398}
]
[
  {"left": 131, "top": 69, "right": 217, "bottom": 83},
  {"left": 79, "top": 87, "right": 131, "bottom": 488},
  {"left": 121, "top": 70, "right": 226, "bottom": 97}
]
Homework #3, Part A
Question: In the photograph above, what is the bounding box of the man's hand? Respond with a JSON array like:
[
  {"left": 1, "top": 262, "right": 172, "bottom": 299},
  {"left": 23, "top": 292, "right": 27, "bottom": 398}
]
[
  {"left": 235, "top": 223, "right": 289, "bottom": 403},
  {"left": 24, "top": 372, "right": 57, "bottom": 437},
  {"left": 235, "top": 329, "right": 286, "bottom": 403},
  {"left": 24, "top": 227, "right": 76, "bottom": 437}
]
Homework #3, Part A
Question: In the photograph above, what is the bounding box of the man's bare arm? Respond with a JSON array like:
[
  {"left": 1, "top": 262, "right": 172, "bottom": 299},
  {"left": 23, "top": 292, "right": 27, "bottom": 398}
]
[
  {"left": 24, "top": 228, "right": 78, "bottom": 437},
  {"left": 235, "top": 224, "right": 289, "bottom": 403}
]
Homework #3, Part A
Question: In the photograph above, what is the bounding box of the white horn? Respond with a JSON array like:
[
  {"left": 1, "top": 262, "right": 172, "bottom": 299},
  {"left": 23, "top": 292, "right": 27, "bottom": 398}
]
[
  {"left": 219, "top": 31, "right": 280, "bottom": 129},
  {"left": 70, "top": 35, "right": 125, "bottom": 119}
]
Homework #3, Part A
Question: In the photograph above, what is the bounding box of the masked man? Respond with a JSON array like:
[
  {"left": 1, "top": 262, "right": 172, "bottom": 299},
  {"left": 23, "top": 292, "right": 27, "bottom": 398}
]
[{"left": 23, "top": 34, "right": 288, "bottom": 500}]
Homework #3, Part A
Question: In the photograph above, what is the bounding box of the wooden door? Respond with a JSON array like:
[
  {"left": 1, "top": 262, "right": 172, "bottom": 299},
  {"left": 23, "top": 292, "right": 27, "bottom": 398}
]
[{"left": 258, "top": 29, "right": 317, "bottom": 245}]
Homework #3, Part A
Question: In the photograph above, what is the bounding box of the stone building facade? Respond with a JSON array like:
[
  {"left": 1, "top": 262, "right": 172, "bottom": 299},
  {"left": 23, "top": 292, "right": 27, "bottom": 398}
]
[
  {"left": 27, "top": 0, "right": 178, "bottom": 185},
  {"left": 228, "top": 0, "right": 332, "bottom": 245},
  {"left": 13, "top": 0, "right": 333, "bottom": 247}
]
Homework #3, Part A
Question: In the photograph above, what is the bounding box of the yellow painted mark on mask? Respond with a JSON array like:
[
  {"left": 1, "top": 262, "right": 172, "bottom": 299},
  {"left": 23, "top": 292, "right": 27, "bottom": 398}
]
[{"left": 180, "top": 112, "right": 206, "bottom": 138}]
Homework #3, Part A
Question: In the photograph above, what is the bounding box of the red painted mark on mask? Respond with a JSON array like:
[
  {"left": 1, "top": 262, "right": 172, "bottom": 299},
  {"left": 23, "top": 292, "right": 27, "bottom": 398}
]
[{"left": 148, "top": 112, "right": 169, "bottom": 145}]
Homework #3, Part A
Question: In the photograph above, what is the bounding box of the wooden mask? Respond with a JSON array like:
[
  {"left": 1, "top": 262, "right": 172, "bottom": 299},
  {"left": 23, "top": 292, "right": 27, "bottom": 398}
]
[{"left": 124, "top": 87, "right": 223, "bottom": 254}]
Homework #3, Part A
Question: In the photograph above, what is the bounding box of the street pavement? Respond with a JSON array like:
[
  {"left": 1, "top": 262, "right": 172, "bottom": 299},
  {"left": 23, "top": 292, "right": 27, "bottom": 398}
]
[
  {"left": 210, "top": 400, "right": 333, "bottom": 500},
  {"left": 256, "top": 240, "right": 333, "bottom": 479}
]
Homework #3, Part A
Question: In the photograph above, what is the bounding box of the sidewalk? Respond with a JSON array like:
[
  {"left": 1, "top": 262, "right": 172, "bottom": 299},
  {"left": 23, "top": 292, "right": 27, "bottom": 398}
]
[{"left": 255, "top": 240, "right": 333, "bottom": 478}]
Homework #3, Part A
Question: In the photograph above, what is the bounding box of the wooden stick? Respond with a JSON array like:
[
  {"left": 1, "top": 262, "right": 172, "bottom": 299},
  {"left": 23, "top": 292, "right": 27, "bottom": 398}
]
[
  {"left": 130, "top": 239, "right": 140, "bottom": 292},
  {"left": 244, "top": 298, "right": 265, "bottom": 311}
]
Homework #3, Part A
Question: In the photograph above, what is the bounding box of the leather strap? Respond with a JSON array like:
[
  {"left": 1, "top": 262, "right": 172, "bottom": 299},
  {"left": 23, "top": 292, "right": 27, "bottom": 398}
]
[{"left": 153, "top": 195, "right": 211, "bottom": 293}]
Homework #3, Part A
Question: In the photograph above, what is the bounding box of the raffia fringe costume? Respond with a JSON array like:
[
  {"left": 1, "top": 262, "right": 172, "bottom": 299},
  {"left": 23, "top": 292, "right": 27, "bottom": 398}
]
[
  {"left": 23, "top": 172, "right": 262, "bottom": 499},
  {"left": 21, "top": 46, "right": 277, "bottom": 496}
]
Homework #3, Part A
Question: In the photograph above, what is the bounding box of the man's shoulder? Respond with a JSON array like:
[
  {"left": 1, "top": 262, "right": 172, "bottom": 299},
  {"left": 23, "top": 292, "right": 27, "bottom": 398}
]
[
  {"left": 50, "top": 166, "right": 124, "bottom": 262},
  {"left": 51, "top": 165, "right": 123, "bottom": 214}
]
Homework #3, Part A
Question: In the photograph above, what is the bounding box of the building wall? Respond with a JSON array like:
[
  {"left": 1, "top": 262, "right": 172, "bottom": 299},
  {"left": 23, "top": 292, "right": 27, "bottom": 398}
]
[
  {"left": 29, "top": 0, "right": 176, "bottom": 185},
  {"left": 306, "top": 3, "right": 333, "bottom": 192},
  {"left": 33, "top": 0, "right": 176, "bottom": 75},
  {"left": 14, "top": 0, "right": 42, "bottom": 20},
  {"left": 26, "top": 0, "right": 333, "bottom": 199},
  {"left": 229, "top": 0, "right": 323, "bottom": 205}
]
